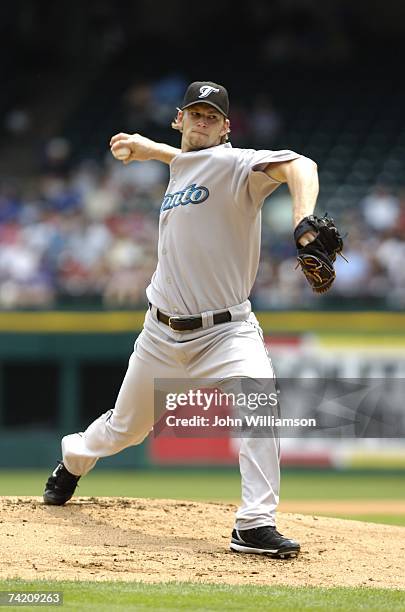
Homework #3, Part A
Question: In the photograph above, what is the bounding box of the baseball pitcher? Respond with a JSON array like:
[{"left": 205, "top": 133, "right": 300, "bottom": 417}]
[{"left": 43, "top": 81, "right": 343, "bottom": 559}]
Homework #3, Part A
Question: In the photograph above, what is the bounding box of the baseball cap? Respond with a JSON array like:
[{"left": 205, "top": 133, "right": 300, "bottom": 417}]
[{"left": 180, "top": 81, "right": 229, "bottom": 117}]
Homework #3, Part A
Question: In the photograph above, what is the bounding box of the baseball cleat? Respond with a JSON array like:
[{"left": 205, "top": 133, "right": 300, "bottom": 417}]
[
  {"left": 43, "top": 461, "right": 80, "bottom": 505},
  {"left": 230, "top": 526, "right": 300, "bottom": 559}
]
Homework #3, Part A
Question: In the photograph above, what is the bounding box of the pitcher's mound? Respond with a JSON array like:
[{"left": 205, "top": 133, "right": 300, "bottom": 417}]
[{"left": 0, "top": 497, "right": 404, "bottom": 588}]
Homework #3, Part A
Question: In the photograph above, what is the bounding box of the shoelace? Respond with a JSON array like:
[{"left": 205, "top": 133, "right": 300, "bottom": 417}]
[
  {"left": 255, "top": 526, "right": 285, "bottom": 539},
  {"left": 47, "top": 465, "right": 78, "bottom": 489}
]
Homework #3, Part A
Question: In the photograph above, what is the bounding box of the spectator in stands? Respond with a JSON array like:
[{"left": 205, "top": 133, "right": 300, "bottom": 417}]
[
  {"left": 249, "top": 95, "right": 281, "bottom": 148},
  {"left": 360, "top": 185, "right": 400, "bottom": 233}
]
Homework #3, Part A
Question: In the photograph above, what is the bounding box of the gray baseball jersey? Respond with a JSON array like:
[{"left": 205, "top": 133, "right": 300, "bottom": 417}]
[{"left": 146, "top": 143, "right": 300, "bottom": 314}]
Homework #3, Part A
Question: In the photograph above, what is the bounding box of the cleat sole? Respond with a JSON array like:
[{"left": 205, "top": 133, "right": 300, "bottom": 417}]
[{"left": 230, "top": 542, "right": 300, "bottom": 558}]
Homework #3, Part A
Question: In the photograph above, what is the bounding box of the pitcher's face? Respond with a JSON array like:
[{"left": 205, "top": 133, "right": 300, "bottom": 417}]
[{"left": 178, "top": 104, "right": 229, "bottom": 151}]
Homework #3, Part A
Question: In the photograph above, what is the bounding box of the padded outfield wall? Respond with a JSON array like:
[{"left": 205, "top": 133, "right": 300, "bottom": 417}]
[{"left": 0, "top": 310, "right": 404, "bottom": 469}]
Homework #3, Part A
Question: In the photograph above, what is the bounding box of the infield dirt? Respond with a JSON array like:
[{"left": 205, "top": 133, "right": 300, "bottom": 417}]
[{"left": 0, "top": 497, "right": 404, "bottom": 588}]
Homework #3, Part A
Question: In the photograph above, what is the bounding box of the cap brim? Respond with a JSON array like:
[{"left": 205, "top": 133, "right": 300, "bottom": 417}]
[{"left": 181, "top": 101, "right": 227, "bottom": 117}]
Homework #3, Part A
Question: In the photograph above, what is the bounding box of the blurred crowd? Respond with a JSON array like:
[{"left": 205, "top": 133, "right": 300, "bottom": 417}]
[
  {"left": 255, "top": 184, "right": 405, "bottom": 309},
  {"left": 0, "top": 153, "right": 165, "bottom": 309},
  {"left": 0, "top": 140, "right": 404, "bottom": 310},
  {"left": 0, "top": 77, "right": 292, "bottom": 311},
  {"left": 1, "top": 1, "right": 404, "bottom": 310},
  {"left": 1, "top": 75, "right": 405, "bottom": 310}
]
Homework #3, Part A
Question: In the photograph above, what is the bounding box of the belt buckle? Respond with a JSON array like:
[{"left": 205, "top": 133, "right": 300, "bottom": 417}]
[{"left": 168, "top": 316, "right": 178, "bottom": 330}]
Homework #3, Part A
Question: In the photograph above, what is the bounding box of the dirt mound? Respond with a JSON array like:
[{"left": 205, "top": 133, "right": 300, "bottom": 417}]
[{"left": 0, "top": 497, "right": 404, "bottom": 588}]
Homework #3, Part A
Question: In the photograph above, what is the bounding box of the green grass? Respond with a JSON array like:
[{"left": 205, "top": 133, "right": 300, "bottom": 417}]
[
  {"left": 0, "top": 468, "right": 241, "bottom": 500},
  {"left": 0, "top": 580, "right": 404, "bottom": 612},
  {"left": 1, "top": 469, "right": 405, "bottom": 526},
  {"left": 0, "top": 469, "right": 404, "bottom": 501},
  {"left": 314, "top": 513, "right": 405, "bottom": 527}
]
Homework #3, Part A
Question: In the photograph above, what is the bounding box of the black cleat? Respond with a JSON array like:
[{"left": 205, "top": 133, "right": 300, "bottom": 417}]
[
  {"left": 43, "top": 461, "right": 80, "bottom": 505},
  {"left": 230, "top": 526, "right": 300, "bottom": 559}
]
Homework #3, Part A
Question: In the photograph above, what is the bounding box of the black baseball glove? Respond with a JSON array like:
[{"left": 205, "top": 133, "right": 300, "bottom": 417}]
[{"left": 294, "top": 213, "right": 345, "bottom": 294}]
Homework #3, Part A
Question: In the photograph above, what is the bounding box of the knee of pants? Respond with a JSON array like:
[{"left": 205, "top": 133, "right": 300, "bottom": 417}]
[
  {"left": 102, "top": 424, "right": 151, "bottom": 451},
  {"left": 82, "top": 412, "right": 152, "bottom": 456}
]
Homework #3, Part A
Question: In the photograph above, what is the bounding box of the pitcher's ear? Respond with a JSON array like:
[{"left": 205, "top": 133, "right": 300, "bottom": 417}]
[
  {"left": 221, "top": 118, "right": 231, "bottom": 136},
  {"left": 171, "top": 108, "right": 184, "bottom": 132},
  {"left": 177, "top": 109, "right": 184, "bottom": 123}
]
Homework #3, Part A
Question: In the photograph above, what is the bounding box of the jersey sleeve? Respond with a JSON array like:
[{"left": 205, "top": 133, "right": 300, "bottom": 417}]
[{"left": 231, "top": 148, "right": 301, "bottom": 214}]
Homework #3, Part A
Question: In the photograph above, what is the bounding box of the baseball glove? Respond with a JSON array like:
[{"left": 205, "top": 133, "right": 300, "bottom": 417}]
[{"left": 294, "top": 213, "right": 345, "bottom": 294}]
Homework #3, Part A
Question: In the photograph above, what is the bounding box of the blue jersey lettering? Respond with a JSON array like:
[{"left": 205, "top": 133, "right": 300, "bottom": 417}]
[{"left": 160, "top": 183, "right": 209, "bottom": 212}]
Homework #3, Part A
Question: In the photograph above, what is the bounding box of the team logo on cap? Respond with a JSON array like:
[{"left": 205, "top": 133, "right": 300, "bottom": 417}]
[{"left": 198, "top": 85, "right": 220, "bottom": 98}]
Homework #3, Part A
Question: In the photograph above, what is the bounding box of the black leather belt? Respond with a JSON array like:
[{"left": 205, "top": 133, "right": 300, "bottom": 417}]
[{"left": 149, "top": 303, "right": 231, "bottom": 331}]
